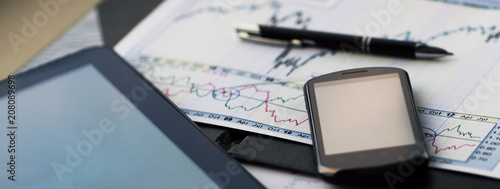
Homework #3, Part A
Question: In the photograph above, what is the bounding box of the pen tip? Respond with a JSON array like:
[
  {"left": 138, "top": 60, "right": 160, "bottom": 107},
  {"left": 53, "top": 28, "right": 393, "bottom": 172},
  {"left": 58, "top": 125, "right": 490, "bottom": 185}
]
[{"left": 415, "top": 44, "right": 453, "bottom": 58}]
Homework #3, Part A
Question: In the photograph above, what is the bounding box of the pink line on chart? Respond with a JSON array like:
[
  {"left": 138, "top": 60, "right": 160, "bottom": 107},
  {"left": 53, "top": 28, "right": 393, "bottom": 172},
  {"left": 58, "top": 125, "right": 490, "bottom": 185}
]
[
  {"left": 425, "top": 133, "right": 477, "bottom": 154},
  {"left": 164, "top": 83, "right": 308, "bottom": 126}
]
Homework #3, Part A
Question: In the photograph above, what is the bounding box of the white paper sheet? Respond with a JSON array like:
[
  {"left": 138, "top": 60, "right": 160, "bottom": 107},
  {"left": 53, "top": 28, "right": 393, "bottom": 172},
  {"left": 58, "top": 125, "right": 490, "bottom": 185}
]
[{"left": 116, "top": 0, "right": 500, "bottom": 179}]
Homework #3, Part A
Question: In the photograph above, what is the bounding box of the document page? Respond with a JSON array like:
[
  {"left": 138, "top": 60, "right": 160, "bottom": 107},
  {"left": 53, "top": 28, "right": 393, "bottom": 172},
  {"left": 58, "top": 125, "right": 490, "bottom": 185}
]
[{"left": 116, "top": 0, "right": 500, "bottom": 179}]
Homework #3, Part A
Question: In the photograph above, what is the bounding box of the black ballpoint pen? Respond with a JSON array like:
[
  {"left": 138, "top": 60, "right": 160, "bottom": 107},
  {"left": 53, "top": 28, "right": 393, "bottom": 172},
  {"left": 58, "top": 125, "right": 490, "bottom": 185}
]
[{"left": 234, "top": 23, "right": 453, "bottom": 59}]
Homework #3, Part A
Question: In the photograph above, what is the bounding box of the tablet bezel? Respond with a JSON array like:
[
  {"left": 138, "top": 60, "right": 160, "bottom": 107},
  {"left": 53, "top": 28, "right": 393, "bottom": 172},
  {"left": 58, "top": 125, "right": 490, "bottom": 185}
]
[{"left": 0, "top": 47, "right": 263, "bottom": 188}]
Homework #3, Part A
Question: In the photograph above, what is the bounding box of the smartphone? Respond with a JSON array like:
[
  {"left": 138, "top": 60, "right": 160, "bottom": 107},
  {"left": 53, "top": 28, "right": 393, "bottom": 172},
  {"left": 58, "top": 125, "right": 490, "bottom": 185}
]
[{"left": 304, "top": 67, "right": 428, "bottom": 182}]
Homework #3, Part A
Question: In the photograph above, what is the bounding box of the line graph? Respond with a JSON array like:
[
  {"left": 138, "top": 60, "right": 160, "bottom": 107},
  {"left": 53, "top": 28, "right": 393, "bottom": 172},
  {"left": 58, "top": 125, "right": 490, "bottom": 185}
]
[
  {"left": 174, "top": 0, "right": 314, "bottom": 30},
  {"left": 487, "top": 29, "right": 500, "bottom": 42},
  {"left": 116, "top": 0, "right": 500, "bottom": 179},
  {"left": 127, "top": 0, "right": 500, "bottom": 146},
  {"left": 137, "top": 56, "right": 312, "bottom": 142},
  {"left": 262, "top": 23, "right": 500, "bottom": 77},
  {"left": 174, "top": 0, "right": 281, "bottom": 22},
  {"left": 419, "top": 108, "right": 499, "bottom": 164},
  {"left": 269, "top": 49, "right": 330, "bottom": 76},
  {"left": 434, "top": 0, "right": 500, "bottom": 9},
  {"left": 269, "top": 10, "right": 312, "bottom": 29},
  {"left": 436, "top": 125, "right": 481, "bottom": 139},
  {"left": 423, "top": 124, "right": 481, "bottom": 156},
  {"left": 117, "top": 0, "right": 500, "bottom": 178},
  {"left": 388, "top": 25, "right": 498, "bottom": 42},
  {"left": 423, "top": 126, "right": 481, "bottom": 161},
  {"left": 132, "top": 0, "right": 500, "bottom": 84},
  {"left": 163, "top": 81, "right": 308, "bottom": 126}
]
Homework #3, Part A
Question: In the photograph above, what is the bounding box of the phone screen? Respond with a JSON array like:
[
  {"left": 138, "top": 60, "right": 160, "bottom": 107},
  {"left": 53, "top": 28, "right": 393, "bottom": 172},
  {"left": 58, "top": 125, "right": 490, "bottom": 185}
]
[{"left": 313, "top": 73, "right": 416, "bottom": 155}]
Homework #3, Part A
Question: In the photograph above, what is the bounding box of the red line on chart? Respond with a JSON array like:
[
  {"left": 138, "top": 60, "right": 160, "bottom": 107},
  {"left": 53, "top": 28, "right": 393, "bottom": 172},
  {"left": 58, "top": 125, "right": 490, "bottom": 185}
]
[
  {"left": 164, "top": 82, "right": 308, "bottom": 126},
  {"left": 255, "top": 84, "right": 309, "bottom": 126},
  {"left": 425, "top": 133, "right": 477, "bottom": 154}
]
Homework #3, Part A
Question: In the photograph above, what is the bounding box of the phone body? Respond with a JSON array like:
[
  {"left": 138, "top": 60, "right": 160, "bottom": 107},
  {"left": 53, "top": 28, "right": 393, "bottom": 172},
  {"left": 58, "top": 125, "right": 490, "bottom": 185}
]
[{"left": 304, "top": 67, "right": 428, "bottom": 182}]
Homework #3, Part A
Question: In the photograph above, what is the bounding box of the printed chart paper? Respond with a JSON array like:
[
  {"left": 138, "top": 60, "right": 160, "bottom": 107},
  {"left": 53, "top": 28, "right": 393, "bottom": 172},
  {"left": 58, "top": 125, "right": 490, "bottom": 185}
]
[{"left": 116, "top": 0, "right": 500, "bottom": 179}]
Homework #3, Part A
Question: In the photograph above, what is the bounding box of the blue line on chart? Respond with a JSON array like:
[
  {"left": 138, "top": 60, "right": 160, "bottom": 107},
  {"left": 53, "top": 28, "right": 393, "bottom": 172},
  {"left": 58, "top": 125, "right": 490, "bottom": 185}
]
[
  {"left": 271, "top": 24, "right": 500, "bottom": 76},
  {"left": 389, "top": 25, "right": 499, "bottom": 43},
  {"left": 174, "top": 0, "right": 281, "bottom": 21},
  {"left": 167, "top": 0, "right": 500, "bottom": 77},
  {"left": 434, "top": 0, "right": 500, "bottom": 9}
]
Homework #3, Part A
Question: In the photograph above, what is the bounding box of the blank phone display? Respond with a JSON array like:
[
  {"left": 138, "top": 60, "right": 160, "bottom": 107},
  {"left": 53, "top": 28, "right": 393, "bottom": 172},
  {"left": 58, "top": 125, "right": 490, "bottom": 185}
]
[{"left": 313, "top": 73, "right": 416, "bottom": 155}]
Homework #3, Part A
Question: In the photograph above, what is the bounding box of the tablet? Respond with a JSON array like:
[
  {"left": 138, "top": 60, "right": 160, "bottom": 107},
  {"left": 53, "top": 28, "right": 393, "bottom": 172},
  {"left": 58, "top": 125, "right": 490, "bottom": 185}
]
[{"left": 0, "top": 47, "right": 263, "bottom": 188}]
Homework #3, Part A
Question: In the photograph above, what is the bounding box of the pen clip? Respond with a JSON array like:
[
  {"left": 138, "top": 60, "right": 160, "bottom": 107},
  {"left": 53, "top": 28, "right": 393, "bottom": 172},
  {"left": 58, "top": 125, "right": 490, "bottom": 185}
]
[{"left": 237, "top": 32, "right": 302, "bottom": 47}]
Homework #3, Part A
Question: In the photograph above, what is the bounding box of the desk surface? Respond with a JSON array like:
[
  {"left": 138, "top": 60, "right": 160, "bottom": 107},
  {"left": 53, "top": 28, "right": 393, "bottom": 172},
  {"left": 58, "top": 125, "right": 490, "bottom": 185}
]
[{"left": 98, "top": 0, "right": 500, "bottom": 188}]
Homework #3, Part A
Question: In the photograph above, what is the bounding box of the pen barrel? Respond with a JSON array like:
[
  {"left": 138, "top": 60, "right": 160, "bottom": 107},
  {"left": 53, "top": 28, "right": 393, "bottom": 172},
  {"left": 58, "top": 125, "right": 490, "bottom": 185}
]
[
  {"left": 260, "top": 25, "right": 361, "bottom": 49},
  {"left": 369, "top": 38, "right": 416, "bottom": 58},
  {"left": 259, "top": 25, "right": 417, "bottom": 58}
]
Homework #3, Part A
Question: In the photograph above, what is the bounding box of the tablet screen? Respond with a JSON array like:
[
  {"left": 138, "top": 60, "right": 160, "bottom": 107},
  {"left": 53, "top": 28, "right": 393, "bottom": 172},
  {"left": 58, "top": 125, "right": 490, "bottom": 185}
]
[{"left": 0, "top": 64, "right": 219, "bottom": 188}]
